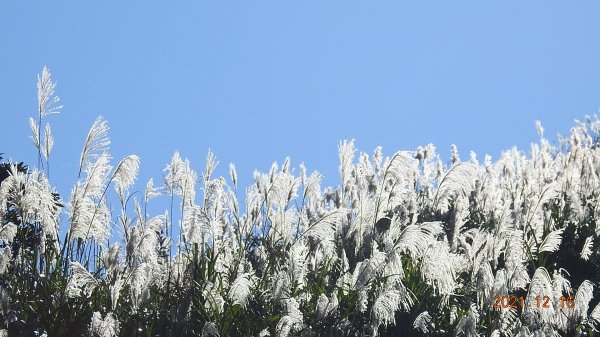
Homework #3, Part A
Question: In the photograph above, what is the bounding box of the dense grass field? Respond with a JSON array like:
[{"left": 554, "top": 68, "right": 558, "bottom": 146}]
[{"left": 2, "top": 67, "right": 600, "bottom": 336}]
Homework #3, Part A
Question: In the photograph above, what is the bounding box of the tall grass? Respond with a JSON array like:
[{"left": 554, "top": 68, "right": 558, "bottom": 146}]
[{"left": 1, "top": 67, "right": 600, "bottom": 336}]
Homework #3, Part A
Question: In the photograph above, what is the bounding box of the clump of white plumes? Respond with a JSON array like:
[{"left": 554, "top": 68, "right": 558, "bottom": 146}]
[{"left": 89, "top": 312, "right": 120, "bottom": 337}]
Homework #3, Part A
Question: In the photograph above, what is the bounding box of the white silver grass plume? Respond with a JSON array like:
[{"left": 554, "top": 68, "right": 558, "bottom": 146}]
[
  {"left": 272, "top": 269, "right": 292, "bottom": 302},
  {"left": 28, "top": 117, "right": 40, "bottom": 152},
  {"left": 0, "top": 166, "right": 61, "bottom": 245},
  {"left": 102, "top": 243, "right": 122, "bottom": 280},
  {"left": 538, "top": 229, "right": 564, "bottom": 254},
  {"left": 42, "top": 122, "right": 54, "bottom": 161},
  {"left": 276, "top": 298, "right": 303, "bottom": 337},
  {"left": 372, "top": 287, "right": 411, "bottom": 330},
  {"left": 288, "top": 241, "right": 308, "bottom": 289},
  {"left": 37, "top": 66, "right": 62, "bottom": 118},
  {"left": 353, "top": 250, "right": 386, "bottom": 289},
  {"left": 112, "top": 155, "right": 140, "bottom": 194},
  {"left": 229, "top": 162, "right": 238, "bottom": 189},
  {"left": 89, "top": 312, "right": 120, "bottom": 337},
  {"left": 379, "top": 150, "right": 416, "bottom": 187},
  {"left": 420, "top": 241, "right": 461, "bottom": 295},
  {"left": 525, "top": 182, "right": 560, "bottom": 234},
  {"left": 451, "top": 144, "right": 461, "bottom": 165},
  {"left": 69, "top": 188, "right": 111, "bottom": 242},
  {"left": 79, "top": 116, "right": 110, "bottom": 169},
  {"left": 413, "top": 311, "right": 434, "bottom": 334},
  {"left": 126, "top": 214, "right": 164, "bottom": 265},
  {"left": 338, "top": 139, "right": 356, "bottom": 199},
  {"left": 505, "top": 229, "right": 531, "bottom": 290},
  {"left": 29, "top": 67, "right": 60, "bottom": 168},
  {"left": 391, "top": 222, "right": 442, "bottom": 258},
  {"left": 525, "top": 267, "right": 554, "bottom": 325},
  {"left": 301, "top": 166, "right": 323, "bottom": 201},
  {"left": 570, "top": 280, "right": 594, "bottom": 322},
  {"left": 227, "top": 273, "right": 256, "bottom": 309},
  {"left": 129, "top": 263, "right": 155, "bottom": 311},
  {"left": 68, "top": 118, "right": 113, "bottom": 242},
  {"left": 302, "top": 208, "right": 343, "bottom": 259},
  {"left": 476, "top": 261, "right": 494, "bottom": 308},
  {"left": 182, "top": 204, "right": 210, "bottom": 245},
  {"left": 204, "top": 149, "right": 219, "bottom": 183},
  {"left": 590, "top": 301, "right": 600, "bottom": 324},
  {"left": 81, "top": 152, "right": 113, "bottom": 198},
  {"left": 551, "top": 269, "right": 572, "bottom": 297},
  {"left": 581, "top": 236, "right": 594, "bottom": 260},
  {"left": 382, "top": 249, "right": 404, "bottom": 281},
  {"left": 0, "top": 249, "right": 11, "bottom": 275},
  {"left": 315, "top": 293, "right": 338, "bottom": 319},
  {"left": 144, "top": 178, "right": 161, "bottom": 203},
  {"left": 110, "top": 278, "right": 124, "bottom": 311},
  {"left": 67, "top": 262, "right": 99, "bottom": 298},
  {"left": 536, "top": 120, "right": 545, "bottom": 138},
  {"left": 491, "top": 269, "right": 508, "bottom": 302},
  {"left": 164, "top": 151, "right": 197, "bottom": 206},
  {"left": 203, "top": 282, "right": 225, "bottom": 315},
  {"left": 434, "top": 162, "right": 478, "bottom": 211},
  {"left": 499, "top": 308, "right": 519, "bottom": 335},
  {"left": 550, "top": 269, "right": 572, "bottom": 330}
]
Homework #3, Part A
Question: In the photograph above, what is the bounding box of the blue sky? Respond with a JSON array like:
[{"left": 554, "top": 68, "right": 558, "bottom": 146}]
[{"left": 2, "top": 1, "right": 600, "bottom": 200}]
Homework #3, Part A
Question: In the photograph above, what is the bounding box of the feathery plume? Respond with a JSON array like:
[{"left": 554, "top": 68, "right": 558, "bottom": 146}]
[
  {"left": 525, "top": 267, "right": 554, "bottom": 325},
  {"left": 227, "top": 273, "right": 255, "bottom": 308},
  {"left": 338, "top": 139, "right": 356, "bottom": 197},
  {"left": 79, "top": 116, "right": 110, "bottom": 169},
  {"left": 276, "top": 298, "right": 303, "bottom": 337},
  {"left": 144, "top": 178, "right": 161, "bottom": 203},
  {"left": 413, "top": 311, "right": 434, "bottom": 334},
  {"left": 28, "top": 117, "right": 40, "bottom": 151},
  {"left": 229, "top": 162, "right": 237, "bottom": 189},
  {"left": 89, "top": 312, "right": 120, "bottom": 337},
  {"left": 0, "top": 249, "right": 11, "bottom": 275},
  {"left": 42, "top": 122, "right": 54, "bottom": 161},
  {"left": 67, "top": 262, "right": 99, "bottom": 298},
  {"left": 434, "top": 163, "right": 478, "bottom": 211},
  {"left": 591, "top": 302, "right": 600, "bottom": 323},
  {"left": 373, "top": 288, "right": 406, "bottom": 329},
  {"left": 113, "top": 155, "right": 140, "bottom": 194},
  {"left": 37, "top": 66, "right": 62, "bottom": 118},
  {"left": 0, "top": 223, "right": 17, "bottom": 243},
  {"left": 581, "top": 236, "right": 594, "bottom": 260},
  {"left": 571, "top": 280, "right": 594, "bottom": 322},
  {"left": 538, "top": 228, "right": 564, "bottom": 253}
]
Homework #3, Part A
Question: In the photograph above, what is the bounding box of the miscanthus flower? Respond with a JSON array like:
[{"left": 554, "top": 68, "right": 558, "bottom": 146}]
[
  {"left": 68, "top": 118, "right": 112, "bottom": 242},
  {"left": 89, "top": 312, "right": 120, "bottom": 337},
  {"left": 66, "top": 262, "right": 99, "bottom": 298},
  {"left": 0, "top": 165, "right": 61, "bottom": 249},
  {"left": 164, "top": 151, "right": 197, "bottom": 207},
  {"left": 227, "top": 272, "right": 257, "bottom": 308},
  {"left": 413, "top": 311, "right": 434, "bottom": 333},
  {"left": 113, "top": 154, "right": 140, "bottom": 200},
  {"left": 276, "top": 298, "right": 303, "bottom": 337}
]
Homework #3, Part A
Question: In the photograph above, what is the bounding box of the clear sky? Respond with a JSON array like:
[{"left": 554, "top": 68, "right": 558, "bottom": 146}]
[{"left": 2, "top": 1, "right": 600, "bottom": 199}]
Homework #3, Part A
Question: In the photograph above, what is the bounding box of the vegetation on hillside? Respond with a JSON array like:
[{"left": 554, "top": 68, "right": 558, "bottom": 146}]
[{"left": 2, "top": 67, "right": 600, "bottom": 336}]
